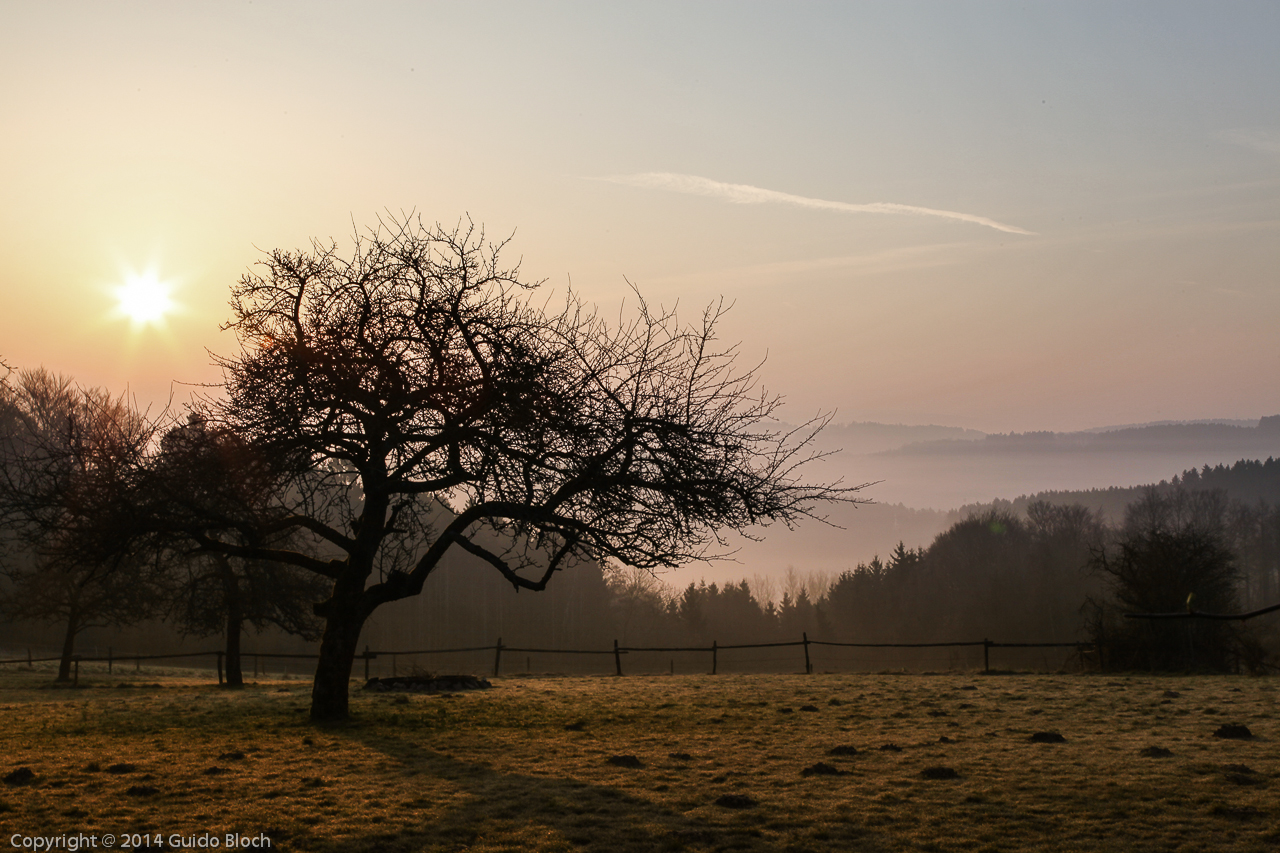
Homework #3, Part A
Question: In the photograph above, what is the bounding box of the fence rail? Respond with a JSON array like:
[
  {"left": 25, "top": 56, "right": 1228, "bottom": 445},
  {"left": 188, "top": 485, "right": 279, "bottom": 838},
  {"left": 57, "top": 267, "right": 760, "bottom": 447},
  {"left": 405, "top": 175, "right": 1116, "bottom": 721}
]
[{"left": 1, "top": 633, "right": 1098, "bottom": 684}]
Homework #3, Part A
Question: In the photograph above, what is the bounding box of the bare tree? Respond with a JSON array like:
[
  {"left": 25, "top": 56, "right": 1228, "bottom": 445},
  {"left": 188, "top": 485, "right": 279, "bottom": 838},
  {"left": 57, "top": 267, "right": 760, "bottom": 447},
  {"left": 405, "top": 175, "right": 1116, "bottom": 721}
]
[
  {"left": 154, "top": 415, "right": 326, "bottom": 686},
  {"left": 0, "top": 369, "right": 163, "bottom": 680},
  {"left": 193, "top": 216, "right": 863, "bottom": 720},
  {"left": 167, "top": 553, "right": 325, "bottom": 686}
]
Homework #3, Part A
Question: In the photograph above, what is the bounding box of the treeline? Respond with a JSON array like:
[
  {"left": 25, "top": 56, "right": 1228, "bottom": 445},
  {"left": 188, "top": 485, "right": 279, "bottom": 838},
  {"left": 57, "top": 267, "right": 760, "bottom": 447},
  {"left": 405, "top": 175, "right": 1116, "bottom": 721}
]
[
  {"left": 369, "top": 475, "right": 1280, "bottom": 673},
  {"left": 956, "top": 458, "right": 1280, "bottom": 524},
  {"left": 7, "top": 486, "right": 1277, "bottom": 673},
  {"left": 7, "top": 472, "right": 1277, "bottom": 674},
  {"left": 3, "top": 358, "right": 1275, "bottom": 675},
  {"left": 514, "top": 502, "right": 1107, "bottom": 652}
]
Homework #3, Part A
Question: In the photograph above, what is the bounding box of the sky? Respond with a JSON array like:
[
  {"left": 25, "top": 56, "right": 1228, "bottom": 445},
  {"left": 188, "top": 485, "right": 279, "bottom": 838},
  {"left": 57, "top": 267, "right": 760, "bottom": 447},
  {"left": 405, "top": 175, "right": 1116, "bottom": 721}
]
[{"left": 2, "top": 1, "right": 1277, "bottom": 440}]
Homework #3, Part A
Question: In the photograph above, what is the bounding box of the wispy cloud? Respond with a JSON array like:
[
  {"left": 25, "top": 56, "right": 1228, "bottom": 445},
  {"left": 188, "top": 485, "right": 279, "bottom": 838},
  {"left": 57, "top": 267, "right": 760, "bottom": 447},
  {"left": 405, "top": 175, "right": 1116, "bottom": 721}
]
[
  {"left": 1220, "top": 129, "right": 1280, "bottom": 155},
  {"left": 597, "top": 172, "right": 1036, "bottom": 236}
]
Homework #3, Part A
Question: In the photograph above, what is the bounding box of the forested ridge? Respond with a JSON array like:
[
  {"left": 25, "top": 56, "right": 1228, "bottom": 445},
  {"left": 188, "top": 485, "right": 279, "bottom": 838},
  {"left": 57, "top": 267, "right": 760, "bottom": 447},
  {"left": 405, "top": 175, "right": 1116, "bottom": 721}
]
[
  {"left": 5, "top": 430, "right": 1278, "bottom": 672},
  {"left": 361, "top": 456, "right": 1280, "bottom": 667},
  {"left": 890, "top": 421, "right": 1280, "bottom": 457},
  {"left": 955, "top": 458, "right": 1280, "bottom": 523}
]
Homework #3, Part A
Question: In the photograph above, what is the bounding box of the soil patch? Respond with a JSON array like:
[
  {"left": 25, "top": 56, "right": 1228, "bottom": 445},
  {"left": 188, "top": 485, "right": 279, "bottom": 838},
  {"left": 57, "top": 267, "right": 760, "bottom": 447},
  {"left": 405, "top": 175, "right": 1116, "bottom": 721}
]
[
  {"left": 1213, "top": 724, "right": 1253, "bottom": 740},
  {"left": 363, "top": 675, "right": 492, "bottom": 693}
]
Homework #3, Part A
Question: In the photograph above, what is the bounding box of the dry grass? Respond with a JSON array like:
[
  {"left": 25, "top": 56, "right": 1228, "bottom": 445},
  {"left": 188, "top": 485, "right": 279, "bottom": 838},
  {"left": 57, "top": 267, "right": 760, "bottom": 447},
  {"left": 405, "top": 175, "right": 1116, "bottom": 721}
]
[{"left": 0, "top": 665, "right": 1277, "bottom": 851}]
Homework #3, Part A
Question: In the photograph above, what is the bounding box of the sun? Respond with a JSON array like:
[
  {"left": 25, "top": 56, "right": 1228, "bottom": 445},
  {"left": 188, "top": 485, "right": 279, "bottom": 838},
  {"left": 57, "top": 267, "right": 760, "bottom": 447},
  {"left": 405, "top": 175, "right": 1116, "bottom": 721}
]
[{"left": 114, "top": 270, "right": 176, "bottom": 328}]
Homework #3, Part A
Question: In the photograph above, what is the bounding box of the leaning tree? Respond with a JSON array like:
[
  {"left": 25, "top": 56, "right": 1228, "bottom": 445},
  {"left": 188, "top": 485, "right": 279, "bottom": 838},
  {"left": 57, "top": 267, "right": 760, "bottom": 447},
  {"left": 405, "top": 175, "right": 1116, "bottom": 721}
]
[{"left": 198, "top": 216, "right": 863, "bottom": 721}]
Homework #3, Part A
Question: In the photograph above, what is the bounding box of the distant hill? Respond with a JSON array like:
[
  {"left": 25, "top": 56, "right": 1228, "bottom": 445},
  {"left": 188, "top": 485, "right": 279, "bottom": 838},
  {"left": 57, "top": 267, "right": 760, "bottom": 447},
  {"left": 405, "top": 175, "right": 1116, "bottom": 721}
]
[
  {"left": 705, "top": 416, "right": 1280, "bottom": 579},
  {"left": 1078, "top": 418, "right": 1261, "bottom": 433},
  {"left": 886, "top": 421, "right": 1279, "bottom": 457},
  {"left": 809, "top": 421, "right": 986, "bottom": 455},
  {"left": 808, "top": 417, "right": 1280, "bottom": 509}
]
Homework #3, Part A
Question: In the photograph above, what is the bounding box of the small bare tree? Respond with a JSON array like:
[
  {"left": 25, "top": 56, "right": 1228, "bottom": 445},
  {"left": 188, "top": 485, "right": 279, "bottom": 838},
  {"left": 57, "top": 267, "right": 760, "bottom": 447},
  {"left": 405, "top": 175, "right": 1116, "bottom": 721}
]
[
  {"left": 152, "top": 415, "right": 327, "bottom": 686},
  {"left": 186, "top": 216, "right": 863, "bottom": 720},
  {"left": 0, "top": 369, "right": 163, "bottom": 680}
]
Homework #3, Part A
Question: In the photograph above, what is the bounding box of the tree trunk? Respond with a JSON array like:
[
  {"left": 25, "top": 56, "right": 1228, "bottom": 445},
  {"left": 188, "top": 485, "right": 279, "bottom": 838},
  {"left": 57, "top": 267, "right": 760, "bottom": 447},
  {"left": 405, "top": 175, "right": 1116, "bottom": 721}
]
[
  {"left": 56, "top": 607, "right": 79, "bottom": 683},
  {"left": 224, "top": 608, "right": 244, "bottom": 687},
  {"left": 221, "top": 560, "right": 244, "bottom": 687},
  {"left": 310, "top": 589, "right": 370, "bottom": 722}
]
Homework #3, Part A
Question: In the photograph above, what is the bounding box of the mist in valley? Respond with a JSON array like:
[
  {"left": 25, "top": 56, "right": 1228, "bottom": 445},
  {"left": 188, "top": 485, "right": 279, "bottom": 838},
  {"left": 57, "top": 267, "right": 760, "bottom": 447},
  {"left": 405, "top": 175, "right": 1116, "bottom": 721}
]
[{"left": 665, "top": 416, "right": 1280, "bottom": 588}]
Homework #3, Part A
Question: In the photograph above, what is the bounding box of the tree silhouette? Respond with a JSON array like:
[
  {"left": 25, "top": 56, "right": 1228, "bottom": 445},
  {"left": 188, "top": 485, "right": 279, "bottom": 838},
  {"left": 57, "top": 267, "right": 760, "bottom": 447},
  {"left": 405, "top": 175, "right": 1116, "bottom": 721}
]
[
  {"left": 1092, "top": 488, "right": 1242, "bottom": 670},
  {"left": 151, "top": 415, "right": 326, "bottom": 686},
  {"left": 0, "top": 369, "right": 163, "bottom": 680},
  {"left": 197, "top": 216, "right": 862, "bottom": 720}
]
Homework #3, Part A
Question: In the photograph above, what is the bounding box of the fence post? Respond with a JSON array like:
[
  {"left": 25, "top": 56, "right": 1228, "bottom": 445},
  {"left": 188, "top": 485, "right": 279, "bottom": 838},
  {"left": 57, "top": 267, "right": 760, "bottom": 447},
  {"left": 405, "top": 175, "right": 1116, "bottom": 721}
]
[
  {"left": 493, "top": 638, "right": 503, "bottom": 678},
  {"left": 613, "top": 639, "right": 622, "bottom": 676},
  {"left": 108, "top": 647, "right": 113, "bottom": 674},
  {"left": 217, "top": 651, "right": 224, "bottom": 685},
  {"left": 803, "top": 632, "right": 812, "bottom": 674},
  {"left": 73, "top": 657, "right": 79, "bottom": 686},
  {"left": 364, "top": 645, "right": 372, "bottom": 681},
  {"left": 983, "top": 639, "right": 990, "bottom": 673},
  {"left": 711, "top": 641, "right": 718, "bottom": 675}
]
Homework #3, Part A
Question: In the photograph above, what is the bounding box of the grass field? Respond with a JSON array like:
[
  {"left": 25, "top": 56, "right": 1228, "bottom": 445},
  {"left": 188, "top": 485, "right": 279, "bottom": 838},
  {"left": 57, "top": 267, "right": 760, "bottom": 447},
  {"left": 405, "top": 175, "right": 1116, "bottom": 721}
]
[{"left": 0, "top": 665, "right": 1277, "bottom": 852}]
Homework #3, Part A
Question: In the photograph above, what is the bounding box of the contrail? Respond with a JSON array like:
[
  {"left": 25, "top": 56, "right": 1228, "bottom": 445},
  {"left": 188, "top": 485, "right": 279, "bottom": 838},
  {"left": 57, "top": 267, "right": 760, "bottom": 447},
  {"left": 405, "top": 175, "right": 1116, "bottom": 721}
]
[{"left": 598, "top": 172, "right": 1036, "bottom": 236}]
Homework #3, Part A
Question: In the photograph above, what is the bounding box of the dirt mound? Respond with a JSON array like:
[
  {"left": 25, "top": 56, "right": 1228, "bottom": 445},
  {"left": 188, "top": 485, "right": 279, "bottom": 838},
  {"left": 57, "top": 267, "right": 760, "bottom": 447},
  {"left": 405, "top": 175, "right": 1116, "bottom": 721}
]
[
  {"left": 363, "top": 675, "right": 492, "bottom": 693},
  {"left": 1223, "top": 764, "right": 1262, "bottom": 786},
  {"left": 801, "top": 762, "right": 846, "bottom": 777},
  {"left": 715, "top": 794, "right": 757, "bottom": 809},
  {"left": 1213, "top": 724, "right": 1252, "bottom": 740},
  {"left": 1029, "top": 732, "right": 1066, "bottom": 743},
  {"left": 920, "top": 766, "right": 959, "bottom": 780},
  {"left": 3, "top": 767, "right": 35, "bottom": 786},
  {"left": 607, "top": 755, "right": 643, "bottom": 768}
]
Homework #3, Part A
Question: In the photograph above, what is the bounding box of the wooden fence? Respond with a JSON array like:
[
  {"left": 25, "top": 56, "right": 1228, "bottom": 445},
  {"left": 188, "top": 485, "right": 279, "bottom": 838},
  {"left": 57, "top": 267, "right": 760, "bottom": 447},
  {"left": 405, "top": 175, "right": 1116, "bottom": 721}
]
[{"left": 0, "top": 634, "right": 1098, "bottom": 684}]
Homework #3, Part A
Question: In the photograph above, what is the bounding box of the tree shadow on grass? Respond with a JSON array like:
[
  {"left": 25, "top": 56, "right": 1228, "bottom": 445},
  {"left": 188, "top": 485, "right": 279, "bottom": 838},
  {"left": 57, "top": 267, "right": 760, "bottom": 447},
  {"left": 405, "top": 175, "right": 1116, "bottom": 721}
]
[{"left": 315, "top": 724, "right": 881, "bottom": 853}]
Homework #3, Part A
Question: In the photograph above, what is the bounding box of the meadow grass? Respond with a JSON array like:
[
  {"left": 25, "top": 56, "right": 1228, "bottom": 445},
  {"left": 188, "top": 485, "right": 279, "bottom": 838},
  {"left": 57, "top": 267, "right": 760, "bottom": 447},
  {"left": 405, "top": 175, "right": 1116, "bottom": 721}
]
[{"left": 0, "top": 665, "right": 1277, "bottom": 851}]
